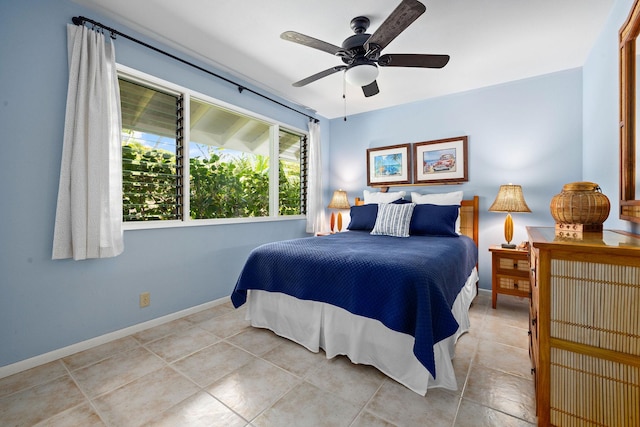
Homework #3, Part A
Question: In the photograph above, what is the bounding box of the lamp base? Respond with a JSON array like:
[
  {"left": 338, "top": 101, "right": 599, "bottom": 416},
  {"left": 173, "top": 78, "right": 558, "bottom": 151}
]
[{"left": 501, "top": 243, "right": 517, "bottom": 249}]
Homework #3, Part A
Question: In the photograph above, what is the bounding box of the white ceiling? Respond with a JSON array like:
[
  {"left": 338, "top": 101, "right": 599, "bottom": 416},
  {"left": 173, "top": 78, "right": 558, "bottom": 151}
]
[{"left": 72, "top": 0, "right": 614, "bottom": 119}]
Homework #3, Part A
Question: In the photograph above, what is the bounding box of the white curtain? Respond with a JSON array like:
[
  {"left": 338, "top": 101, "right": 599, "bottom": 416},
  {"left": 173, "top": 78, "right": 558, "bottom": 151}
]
[
  {"left": 306, "top": 121, "right": 325, "bottom": 234},
  {"left": 52, "top": 24, "right": 123, "bottom": 260}
]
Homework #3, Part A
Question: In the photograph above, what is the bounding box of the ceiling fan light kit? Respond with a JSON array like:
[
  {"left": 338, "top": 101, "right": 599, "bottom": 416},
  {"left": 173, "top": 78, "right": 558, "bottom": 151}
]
[
  {"left": 345, "top": 64, "right": 379, "bottom": 87},
  {"left": 280, "top": 0, "right": 449, "bottom": 98}
]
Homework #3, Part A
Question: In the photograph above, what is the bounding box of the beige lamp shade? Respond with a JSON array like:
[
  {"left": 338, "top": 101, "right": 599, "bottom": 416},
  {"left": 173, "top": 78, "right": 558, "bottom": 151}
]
[
  {"left": 328, "top": 190, "right": 350, "bottom": 232},
  {"left": 488, "top": 184, "right": 531, "bottom": 213},
  {"left": 489, "top": 184, "right": 531, "bottom": 248},
  {"left": 327, "top": 190, "right": 351, "bottom": 209}
]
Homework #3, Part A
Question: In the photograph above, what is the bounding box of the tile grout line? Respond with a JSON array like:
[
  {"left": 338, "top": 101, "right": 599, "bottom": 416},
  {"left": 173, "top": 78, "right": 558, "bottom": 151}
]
[
  {"left": 59, "top": 357, "right": 111, "bottom": 427},
  {"left": 451, "top": 314, "right": 482, "bottom": 426},
  {"left": 0, "top": 359, "right": 69, "bottom": 401},
  {"left": 348, "top": 378, "right": 391, "bottom": 427}
]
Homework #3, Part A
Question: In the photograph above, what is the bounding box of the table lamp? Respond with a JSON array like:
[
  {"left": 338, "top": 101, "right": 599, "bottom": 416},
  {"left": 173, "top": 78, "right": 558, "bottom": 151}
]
[
  {"left": 328, "top": 189, "right": 350, "bottom": 232},
  {"left": 489, "top": 184, "right": 531, "bottom": 248}
]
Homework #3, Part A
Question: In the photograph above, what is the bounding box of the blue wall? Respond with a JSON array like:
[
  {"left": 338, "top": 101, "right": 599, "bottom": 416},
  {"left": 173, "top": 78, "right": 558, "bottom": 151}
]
[
  {"left": 0, "top": 0, "right": 319, "bottom": 367},
  {"left": 327, "top": 70, "right": 584, "bottom": 290}
]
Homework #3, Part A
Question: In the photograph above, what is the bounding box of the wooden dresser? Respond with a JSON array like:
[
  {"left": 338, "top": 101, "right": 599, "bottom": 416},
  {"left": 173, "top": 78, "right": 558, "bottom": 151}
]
[{"left": 527, "top": 227, "right": 640, "bottom": 426}]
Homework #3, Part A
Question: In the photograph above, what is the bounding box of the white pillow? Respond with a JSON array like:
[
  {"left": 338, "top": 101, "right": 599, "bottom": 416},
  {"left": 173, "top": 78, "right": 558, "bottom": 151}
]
[
  {"left": 363, "top": 190, "right": 406, "bottom": 204},
  {"left": 370, "top": 202, "right": 416, "bottom": 238},
  {"left": 411, "top": 191, "right": 463, "bottom": 233}
]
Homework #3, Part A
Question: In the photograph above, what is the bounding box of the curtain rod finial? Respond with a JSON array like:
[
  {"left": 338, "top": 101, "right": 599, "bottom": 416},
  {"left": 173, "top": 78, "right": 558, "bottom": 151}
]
[{"left": 72, "top": 16, "right": 83, "bottom": 25}]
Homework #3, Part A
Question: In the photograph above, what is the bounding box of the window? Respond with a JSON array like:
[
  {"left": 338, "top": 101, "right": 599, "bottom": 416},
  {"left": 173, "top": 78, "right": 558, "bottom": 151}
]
[
  {"left": 279, "top": 128, "right": 305, "bottom": 216},
  {"left": 120, "top": 78, "right": 182, "bottom": 221},
  {"left": 118, "top": 68, "right": 307, "bottom": 225}
]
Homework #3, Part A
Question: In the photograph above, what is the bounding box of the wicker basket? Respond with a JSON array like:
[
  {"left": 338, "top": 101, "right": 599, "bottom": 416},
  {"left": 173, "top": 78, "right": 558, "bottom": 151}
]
[{"left": 549, "top": 182, "right": 610, "bottom": 232}]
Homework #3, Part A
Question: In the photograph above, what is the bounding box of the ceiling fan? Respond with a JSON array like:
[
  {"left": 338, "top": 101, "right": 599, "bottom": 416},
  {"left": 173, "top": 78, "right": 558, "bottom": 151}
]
[{"left": 281, "top": 0, "right": 449, "bottom": 97}]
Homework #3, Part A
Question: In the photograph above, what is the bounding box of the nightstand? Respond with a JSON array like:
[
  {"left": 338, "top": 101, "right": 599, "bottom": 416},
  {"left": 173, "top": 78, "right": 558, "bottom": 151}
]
[{"left": 489, "top": 245, "right": 531, "bottom": 309}]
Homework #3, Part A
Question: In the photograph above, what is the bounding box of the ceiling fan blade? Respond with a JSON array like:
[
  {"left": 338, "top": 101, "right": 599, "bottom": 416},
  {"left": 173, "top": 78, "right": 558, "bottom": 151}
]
[
  {"left": 281, "top": 31, "right": 342, "bottom": 56},
  {"left": 292, "top": 66, "right": 347, "bottom": 87},
  {"left": 362, "top": 80, "right": 380, "bottom": 97},
  {"left": 365, "top": 0, "right": 426, "bottom": 53},
  {"left": 378, "top": 53, "right": 450, "bottom": 68}
]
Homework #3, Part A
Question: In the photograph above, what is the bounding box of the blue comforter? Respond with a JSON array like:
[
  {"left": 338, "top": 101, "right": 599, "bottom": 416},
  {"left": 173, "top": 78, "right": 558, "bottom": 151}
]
[{"left": 231, "top": 231, "right": 478, "bottom": 378}]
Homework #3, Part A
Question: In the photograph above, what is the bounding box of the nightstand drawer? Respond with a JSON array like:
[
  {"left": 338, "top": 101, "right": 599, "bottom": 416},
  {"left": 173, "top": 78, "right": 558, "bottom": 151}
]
[
  {"left": 496, "top": 256, "right": 530, "bottom": 276},
  {"left": 496, "top": 275, "right": 530, "bottom": 293}
]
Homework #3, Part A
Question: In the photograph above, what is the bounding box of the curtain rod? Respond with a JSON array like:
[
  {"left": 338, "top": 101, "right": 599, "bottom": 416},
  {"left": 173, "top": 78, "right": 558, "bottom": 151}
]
[{"left": 71, "top": 16, "right": 319, "bottom": 124}]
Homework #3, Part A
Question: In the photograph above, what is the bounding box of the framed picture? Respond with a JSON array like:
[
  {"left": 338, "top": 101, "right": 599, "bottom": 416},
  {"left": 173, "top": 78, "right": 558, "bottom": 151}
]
[
  {"left": 367, "top": 144, "right": 412, "bottom": 186},
  {"left": 413, "top": 136, "right": 468, "bottom": 184}
]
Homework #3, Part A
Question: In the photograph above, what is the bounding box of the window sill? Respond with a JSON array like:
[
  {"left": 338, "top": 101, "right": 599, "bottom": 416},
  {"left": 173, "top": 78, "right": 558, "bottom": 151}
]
[{"left": 122, "top": 215, "right": 306, "bottom": 231}]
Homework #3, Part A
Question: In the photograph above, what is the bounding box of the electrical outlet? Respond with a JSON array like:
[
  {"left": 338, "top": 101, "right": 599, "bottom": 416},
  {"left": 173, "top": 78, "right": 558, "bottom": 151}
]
[{"left": 139, "top": 292, "right": 150, "bottom": 308}]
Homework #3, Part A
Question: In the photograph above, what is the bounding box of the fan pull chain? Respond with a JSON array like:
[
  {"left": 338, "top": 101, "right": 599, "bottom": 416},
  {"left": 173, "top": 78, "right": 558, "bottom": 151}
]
[{"left": 343, "top": 71, "right": 347, "bottom": 121}]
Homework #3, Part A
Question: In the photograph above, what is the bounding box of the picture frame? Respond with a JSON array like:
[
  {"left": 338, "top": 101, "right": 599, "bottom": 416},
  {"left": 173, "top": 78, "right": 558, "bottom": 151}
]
[
  {"left": 413, "top": 136, "right": 468, "bottom": 184},
  {"left": 366, "top": 143, "right": 412, "bottom": 186}
]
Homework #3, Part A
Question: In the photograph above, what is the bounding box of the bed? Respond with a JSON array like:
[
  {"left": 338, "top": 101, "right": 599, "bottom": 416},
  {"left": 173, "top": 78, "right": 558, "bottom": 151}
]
[{"left": 231, "top": 194, "right": 479, "bottom": 395}]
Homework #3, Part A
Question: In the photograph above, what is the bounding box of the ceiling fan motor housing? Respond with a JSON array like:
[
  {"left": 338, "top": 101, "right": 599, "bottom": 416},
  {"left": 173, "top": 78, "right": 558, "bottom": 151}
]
[
  {"left": 341, "top": 17, "right": 381, "bottom": 64},
  {"left": 341, "top": 33, "right": 372, "bottom": 63}
]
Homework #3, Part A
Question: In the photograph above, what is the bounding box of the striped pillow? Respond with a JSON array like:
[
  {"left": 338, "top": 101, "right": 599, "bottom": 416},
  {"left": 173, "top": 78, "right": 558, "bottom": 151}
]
[{"left": 370, "top": 202, "right": 416, "bottom": 237}]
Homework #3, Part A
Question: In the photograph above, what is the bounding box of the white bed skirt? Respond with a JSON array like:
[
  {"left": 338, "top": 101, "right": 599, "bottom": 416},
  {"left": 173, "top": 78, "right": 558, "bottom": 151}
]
[{"left": 246, "top": 267, "right": 478, "bottom": 395}]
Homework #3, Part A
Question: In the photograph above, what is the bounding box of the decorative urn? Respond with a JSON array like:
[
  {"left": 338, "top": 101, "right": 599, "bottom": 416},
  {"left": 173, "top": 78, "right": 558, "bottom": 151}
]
[{"left": 549, "top": 182, "right": 610, "bottom": 233}]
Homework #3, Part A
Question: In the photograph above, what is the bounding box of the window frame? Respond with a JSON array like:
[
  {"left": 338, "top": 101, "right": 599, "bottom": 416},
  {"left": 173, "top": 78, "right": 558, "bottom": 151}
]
[{"left": 118, "top": 64, "right": 307, "bottom": 231}]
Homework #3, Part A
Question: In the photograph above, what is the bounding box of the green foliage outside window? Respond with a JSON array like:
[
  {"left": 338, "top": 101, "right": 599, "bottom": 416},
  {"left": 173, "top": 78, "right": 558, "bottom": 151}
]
[
  {"left": 122, "top": 141, "right": 180, "bottom": 221},
  {"left": 279, "top": 160, "right": 302, "bottom": 216},
  {"left": 122, "top": 142, "right": 301, "bottom": 221}
]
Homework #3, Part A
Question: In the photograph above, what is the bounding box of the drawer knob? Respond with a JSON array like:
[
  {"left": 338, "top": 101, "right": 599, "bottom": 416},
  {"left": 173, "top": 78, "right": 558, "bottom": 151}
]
[
  {"left": 531, "top": 317, "right": 537, "bottom": 326},
  {"left": 531, "top": 368, "right": 536, "bottom": 375}
]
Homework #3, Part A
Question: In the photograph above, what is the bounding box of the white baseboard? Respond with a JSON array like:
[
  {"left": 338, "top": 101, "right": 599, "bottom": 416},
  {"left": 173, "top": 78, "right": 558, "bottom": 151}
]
[{"left": 0, "top": 296, "right": 230, "bottom": 380}]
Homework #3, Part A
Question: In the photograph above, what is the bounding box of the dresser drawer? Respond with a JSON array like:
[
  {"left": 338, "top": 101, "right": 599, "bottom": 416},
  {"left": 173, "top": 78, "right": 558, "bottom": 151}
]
[
  {"left": 528, "top": 246, "right": 538, "bottom": 305},
  {"left": 529, "top": 302, "right": 538, "bottom": 347}
]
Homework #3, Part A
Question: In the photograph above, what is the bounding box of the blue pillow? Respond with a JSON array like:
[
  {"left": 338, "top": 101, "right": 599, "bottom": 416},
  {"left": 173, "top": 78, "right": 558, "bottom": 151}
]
[
  {"left": 347, "top": 204, "right": 378, "bottom": 231},
  {"left": 391, "top": 198, "right": 411, "bottom": 204},
  {"left": 410, "top": 204, "right": 459, "bottom": 236}
]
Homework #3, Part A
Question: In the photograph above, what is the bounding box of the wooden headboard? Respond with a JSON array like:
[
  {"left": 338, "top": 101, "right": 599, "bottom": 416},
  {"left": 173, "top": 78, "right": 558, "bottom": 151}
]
[{"left": 354, "top": 195, "right": 479, "bottom": 247}]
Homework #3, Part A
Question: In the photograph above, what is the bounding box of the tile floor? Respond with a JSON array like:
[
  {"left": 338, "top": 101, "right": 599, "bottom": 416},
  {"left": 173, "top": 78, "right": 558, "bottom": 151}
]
[{"left": 0, "top": 292, "right": 536, "bottom": 427}]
